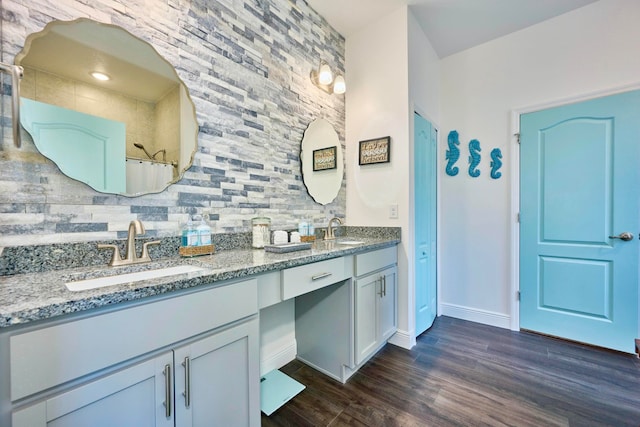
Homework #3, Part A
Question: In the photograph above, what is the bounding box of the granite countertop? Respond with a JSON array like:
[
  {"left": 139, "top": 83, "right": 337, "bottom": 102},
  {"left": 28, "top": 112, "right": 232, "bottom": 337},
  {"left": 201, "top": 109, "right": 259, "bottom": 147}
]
[{"left": 0, "top": 236, "right": 399, "bottom": 329}]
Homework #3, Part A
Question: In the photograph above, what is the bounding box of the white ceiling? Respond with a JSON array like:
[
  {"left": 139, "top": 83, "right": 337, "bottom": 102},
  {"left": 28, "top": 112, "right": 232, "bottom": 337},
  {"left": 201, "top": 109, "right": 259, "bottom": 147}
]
[{"left": 305, "top": 0, "right": 599, "bottom": 58}]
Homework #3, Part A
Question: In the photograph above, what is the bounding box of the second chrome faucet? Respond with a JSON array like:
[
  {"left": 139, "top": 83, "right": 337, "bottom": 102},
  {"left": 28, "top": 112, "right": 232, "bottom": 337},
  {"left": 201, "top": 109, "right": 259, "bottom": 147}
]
[{"left": 99, "top": 220, "right": 160, "bottom": 266}]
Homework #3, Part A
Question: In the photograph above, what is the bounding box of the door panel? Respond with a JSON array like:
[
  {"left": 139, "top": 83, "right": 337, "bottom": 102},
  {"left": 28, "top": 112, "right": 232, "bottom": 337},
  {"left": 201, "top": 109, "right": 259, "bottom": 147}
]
[
  {"left": 379, "top": 267, "right": 398, "bottom": 341},
  {"left": 174, "top": 318, "right": 260, "bottom": 427},
  {"left": 355, "top": 274, "right": 379, "bottom": 365},
  {"left": 520, "top": 90, "right": 640, "bottom": 353},
  {"left": 414, "top": 112, "right": 437, "bottom": 336},
  {"left": 20, "top": 98, "right": 126, "bottom": 193},
  {"left": 540, "top": 118, "right": 611, "bottom": 243},
  {"left": 12, "top": 353, "right": 173, "bottom": 427},
  {"left": 539, "top": 257, "right": 611, "bottom": 317}
]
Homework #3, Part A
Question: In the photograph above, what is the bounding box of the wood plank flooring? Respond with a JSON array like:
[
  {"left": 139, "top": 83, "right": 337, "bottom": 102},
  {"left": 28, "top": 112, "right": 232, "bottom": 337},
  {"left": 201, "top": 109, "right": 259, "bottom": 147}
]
[{"left": 261, "top": 316, "right": 640, "bottom": 426}]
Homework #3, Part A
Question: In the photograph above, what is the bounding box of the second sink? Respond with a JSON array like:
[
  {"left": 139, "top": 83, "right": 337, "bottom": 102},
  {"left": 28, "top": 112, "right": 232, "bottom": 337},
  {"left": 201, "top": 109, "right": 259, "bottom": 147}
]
[{"left": 336, "top": 240, "right": 365, "bottom": 245}]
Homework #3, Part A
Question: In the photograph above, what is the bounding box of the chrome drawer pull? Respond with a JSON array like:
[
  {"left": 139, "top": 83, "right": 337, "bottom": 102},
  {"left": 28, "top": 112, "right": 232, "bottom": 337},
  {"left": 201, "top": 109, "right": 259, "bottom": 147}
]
[{"left": 311, "top": 272, "right": 332, "bottom": 281}]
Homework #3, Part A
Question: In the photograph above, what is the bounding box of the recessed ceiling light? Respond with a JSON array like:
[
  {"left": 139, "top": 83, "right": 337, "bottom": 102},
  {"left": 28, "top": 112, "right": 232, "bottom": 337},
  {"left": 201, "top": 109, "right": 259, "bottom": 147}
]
[{"left": 90, "top": 71, "right": 110, "bottom": 81}]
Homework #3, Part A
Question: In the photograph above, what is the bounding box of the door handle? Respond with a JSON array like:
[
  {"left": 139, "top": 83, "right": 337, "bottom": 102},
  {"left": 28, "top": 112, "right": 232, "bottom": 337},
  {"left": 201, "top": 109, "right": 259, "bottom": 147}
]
[{"left": 609, "top": 232, "right": 634, "bottom": 241}]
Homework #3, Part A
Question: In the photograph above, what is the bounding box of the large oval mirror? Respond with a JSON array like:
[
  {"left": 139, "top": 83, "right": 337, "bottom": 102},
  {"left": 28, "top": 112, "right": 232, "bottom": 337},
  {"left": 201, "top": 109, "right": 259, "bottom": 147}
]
[
  {"left": 15, "top": 18, "right": 198, "bottom": 196},
  {"left": 300, "top": 118, "right": 343, "bottom": 205}
]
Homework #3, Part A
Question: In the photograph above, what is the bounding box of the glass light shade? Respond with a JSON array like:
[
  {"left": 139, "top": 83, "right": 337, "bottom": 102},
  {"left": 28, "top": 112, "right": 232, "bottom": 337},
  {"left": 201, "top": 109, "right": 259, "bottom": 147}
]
[
  {"left": 318, "top": 63, "right": 333, "bottom": 85},
  {"left": 333, "top": 75, "right": 346, "bottom": 94}
]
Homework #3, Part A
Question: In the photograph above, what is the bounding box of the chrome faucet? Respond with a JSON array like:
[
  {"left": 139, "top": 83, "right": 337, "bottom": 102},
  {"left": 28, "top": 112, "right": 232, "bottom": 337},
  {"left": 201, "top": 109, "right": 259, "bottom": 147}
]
[
  {"left": 324, "top": 217, "right": 343, "bottom": 240},
  {"left": 99, "top": 220, "right": 160, "bottom": 266}
]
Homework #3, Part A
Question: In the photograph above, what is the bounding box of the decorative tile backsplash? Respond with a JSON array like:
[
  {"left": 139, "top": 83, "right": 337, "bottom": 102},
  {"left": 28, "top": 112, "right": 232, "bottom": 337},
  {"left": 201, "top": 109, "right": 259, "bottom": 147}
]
[{"left": 0, "top": 0, "right": 346, "bottom": 247}]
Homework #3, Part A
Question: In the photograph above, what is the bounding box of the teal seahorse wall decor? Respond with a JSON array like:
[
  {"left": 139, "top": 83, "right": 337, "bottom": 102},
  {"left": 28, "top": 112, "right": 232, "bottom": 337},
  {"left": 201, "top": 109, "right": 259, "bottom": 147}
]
[
  {"left": 445, "top": 130, "right": 460, "bottom": 176},
  {"left": 490, "top": 148, "right": 503, "bottom": 179},
  {"left": 468, "top": 139, "right": 481, "bottom": 178}
]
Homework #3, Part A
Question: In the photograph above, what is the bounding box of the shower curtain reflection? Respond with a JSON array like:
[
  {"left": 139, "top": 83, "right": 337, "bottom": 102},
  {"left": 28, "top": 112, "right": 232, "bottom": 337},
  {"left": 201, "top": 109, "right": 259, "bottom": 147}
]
[{"left": 125, "top": 159, "right": 174, "bottom": 195}]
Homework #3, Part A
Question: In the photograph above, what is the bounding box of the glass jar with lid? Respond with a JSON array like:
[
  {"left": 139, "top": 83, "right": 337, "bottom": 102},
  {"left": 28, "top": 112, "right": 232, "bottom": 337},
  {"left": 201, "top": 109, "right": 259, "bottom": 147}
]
[{"left": 251, "top": 217, "right": 271, "bottom": 248}]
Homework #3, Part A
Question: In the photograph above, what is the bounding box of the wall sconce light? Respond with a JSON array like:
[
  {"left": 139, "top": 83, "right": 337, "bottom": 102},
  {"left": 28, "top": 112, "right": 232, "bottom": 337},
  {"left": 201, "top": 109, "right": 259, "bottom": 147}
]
[{"left": 310, "top": 62, "right": 346, "bottom": 95}]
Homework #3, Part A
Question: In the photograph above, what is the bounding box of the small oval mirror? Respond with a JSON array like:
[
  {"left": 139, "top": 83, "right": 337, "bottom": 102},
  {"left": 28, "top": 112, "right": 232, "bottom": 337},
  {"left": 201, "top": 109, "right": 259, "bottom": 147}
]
[
  {"left": 300, "top": 118, "right": 343, "bottom": 205},
  {"left": 15, "top": 18, "right": 198, "bottom": 196}
]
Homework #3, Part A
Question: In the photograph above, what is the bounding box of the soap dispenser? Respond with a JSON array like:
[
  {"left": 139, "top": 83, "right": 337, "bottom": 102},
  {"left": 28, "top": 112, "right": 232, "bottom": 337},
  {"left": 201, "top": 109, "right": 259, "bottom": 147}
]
[
  {"left": 182, "top": 216, "right": 197, "bottom": 247},
  {"left": 196, "top": 215, "right": 212, "bottom": 246}
]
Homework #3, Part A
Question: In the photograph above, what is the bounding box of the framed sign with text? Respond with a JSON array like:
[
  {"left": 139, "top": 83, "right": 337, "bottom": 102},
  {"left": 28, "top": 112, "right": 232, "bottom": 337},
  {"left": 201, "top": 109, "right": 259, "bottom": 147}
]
[
  {"left": 359, "top": 136, "right": 390, "bottom": 165},
  {"left": 313, "top": 146, "right": 337, "bottom": 171}
]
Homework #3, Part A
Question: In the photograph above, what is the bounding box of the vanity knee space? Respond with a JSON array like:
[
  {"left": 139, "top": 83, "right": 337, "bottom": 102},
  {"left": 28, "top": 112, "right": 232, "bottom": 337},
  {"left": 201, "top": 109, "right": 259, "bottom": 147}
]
[{"left": 258, "top": 245, "right": 398, "bottom": 382}]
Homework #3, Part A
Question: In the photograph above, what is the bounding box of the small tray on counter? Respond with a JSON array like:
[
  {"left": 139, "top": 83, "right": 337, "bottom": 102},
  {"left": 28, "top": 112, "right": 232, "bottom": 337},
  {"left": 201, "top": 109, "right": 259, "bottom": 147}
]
[
  {"left": 179, "top": 244, "right": 215, "bottom": 257},
  {"left": 264, "top": 242, "right": 312, "bottom": 253}
]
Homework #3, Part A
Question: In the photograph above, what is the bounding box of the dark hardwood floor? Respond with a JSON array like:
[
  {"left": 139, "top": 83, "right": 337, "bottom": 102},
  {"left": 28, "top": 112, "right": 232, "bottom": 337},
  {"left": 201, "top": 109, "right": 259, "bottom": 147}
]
[{"left": 261, "top": 316, "right": 640, "bottom": 426}]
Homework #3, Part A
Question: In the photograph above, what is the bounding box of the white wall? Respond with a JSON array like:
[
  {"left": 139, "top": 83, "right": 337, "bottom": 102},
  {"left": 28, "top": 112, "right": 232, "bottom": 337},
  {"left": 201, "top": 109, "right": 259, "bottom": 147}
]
[
  {"left": 345, "top": 6, "right": 411, "bottom": 344},
  {"left": 345, "top": 6, "right": 440, "bottom": 348},
  {"left": 408, "top": 11, "right": 440, "bottom": 127},
  {"left": 439, "top": 0, "right": 640, "bottom": 328}
]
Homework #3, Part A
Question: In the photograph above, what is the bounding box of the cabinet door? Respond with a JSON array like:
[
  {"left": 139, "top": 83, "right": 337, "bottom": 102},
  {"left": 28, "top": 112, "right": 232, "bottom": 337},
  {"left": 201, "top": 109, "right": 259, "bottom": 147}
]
[
  {"left": 355, "top": 266, "right": 398, "bottom": 366},
  {"left": 12, "top": 352, "right": 174, "bottom": 427},
  {"left": 379, "top": 267, "right": 398, "bottom": 342},
  {"left": 174, "top": 316, "right": 260, "bottom": 427},
  {"left": 355, "top": 274, "right": 381, "bottom": 365}
]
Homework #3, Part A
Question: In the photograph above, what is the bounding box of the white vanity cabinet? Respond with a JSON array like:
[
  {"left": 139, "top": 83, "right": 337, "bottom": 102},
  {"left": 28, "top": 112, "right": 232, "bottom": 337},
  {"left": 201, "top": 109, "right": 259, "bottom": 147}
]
[
  {"left": 173, "top": 318, "right": 259, "bottom": 427},
  {"left": 8, "top": 279, "right": 260, "bottom": 427},
  {"left": 354, "top": 246, "right": 398, "bottom": 365},
  {"left": 12, "top": 350, "right": 173, "bottom": 427}
]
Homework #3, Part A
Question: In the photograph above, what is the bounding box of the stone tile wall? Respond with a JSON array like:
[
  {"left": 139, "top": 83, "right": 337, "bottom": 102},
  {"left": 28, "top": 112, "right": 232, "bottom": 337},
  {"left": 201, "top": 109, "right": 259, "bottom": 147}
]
[{"left": 0, "top": 0, "right": 345, "bottom": 246}]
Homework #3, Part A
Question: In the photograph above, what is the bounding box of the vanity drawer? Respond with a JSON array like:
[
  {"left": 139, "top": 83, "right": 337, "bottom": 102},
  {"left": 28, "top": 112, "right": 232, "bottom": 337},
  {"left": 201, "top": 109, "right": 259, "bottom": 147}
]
[
  {"left": 355, "top": 245, "right": 398, "bottom": 277},
  {"left": 282, "top": 257, "right": 349, "bottom": 300},
  {"left": 10, "top": 278, "right": 258, "bottom": 401}
]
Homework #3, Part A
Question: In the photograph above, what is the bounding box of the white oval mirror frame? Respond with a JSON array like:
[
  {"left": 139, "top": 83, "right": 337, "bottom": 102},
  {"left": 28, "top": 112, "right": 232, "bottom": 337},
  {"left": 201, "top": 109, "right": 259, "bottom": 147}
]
[
  {"left": 300, "top": 118, "right": 344, "bottom": 205},
  {"left": 15, "top": 18, "right": 198, "bottom": 197}
]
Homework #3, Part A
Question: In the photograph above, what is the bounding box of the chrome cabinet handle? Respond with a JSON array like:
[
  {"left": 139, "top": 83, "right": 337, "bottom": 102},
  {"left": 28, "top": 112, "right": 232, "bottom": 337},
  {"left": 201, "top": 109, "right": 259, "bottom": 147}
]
[
  {"left": 182, "top": 357, "right": 191, "bottom": 408},
  {"left": 609, "top": 232, "right": 633, "bottom": 241},
  {"left": 163, "top": 363, "right": 172, "bottom": 418},
  {"left": 382, "top": 275, "right": 387, "bottom": 297},
  {"left": 311, "top": 272, "right": 332, "bottom": 281}
]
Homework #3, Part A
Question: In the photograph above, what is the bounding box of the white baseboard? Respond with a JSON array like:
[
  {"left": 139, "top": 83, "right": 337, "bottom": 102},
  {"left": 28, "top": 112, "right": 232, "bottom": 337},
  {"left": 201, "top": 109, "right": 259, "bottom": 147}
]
[
  {"left": 260, "top": 341, "right": 297, "bottom": 376},
  {"left": 440, "top": 303, "right": 511, "bottom": 329},
  {"left": 388, "top": 328, "right": 415, "bottom": 350}
]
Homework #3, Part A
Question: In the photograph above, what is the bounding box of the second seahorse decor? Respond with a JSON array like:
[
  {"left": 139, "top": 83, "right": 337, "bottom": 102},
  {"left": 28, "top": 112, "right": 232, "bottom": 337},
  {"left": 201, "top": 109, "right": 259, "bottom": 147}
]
[
  {"left": 468, "top": 139, "right": 481, "bottom": 177},
  {"left": 444, "top": 130, "right": 503, "bottom": 179}
]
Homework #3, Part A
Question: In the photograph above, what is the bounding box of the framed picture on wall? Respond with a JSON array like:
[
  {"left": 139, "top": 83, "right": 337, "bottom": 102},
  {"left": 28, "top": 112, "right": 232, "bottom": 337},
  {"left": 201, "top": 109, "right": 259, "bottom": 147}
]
[
  {"left": 313, "top": 146, "right": 337, "bottom": 171},
  {"left": 359, "top": 136, "right": 391, "bottom": 165}
]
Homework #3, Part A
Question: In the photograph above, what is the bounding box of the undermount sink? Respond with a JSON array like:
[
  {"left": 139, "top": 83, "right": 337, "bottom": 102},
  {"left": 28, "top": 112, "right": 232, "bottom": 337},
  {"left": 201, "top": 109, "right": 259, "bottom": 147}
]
[
  {"left": 336, "top": 240, "right": 365, "bottom": 245},
  {"left": 65, "top": 265, "right": 207, "bottom": 292}
]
